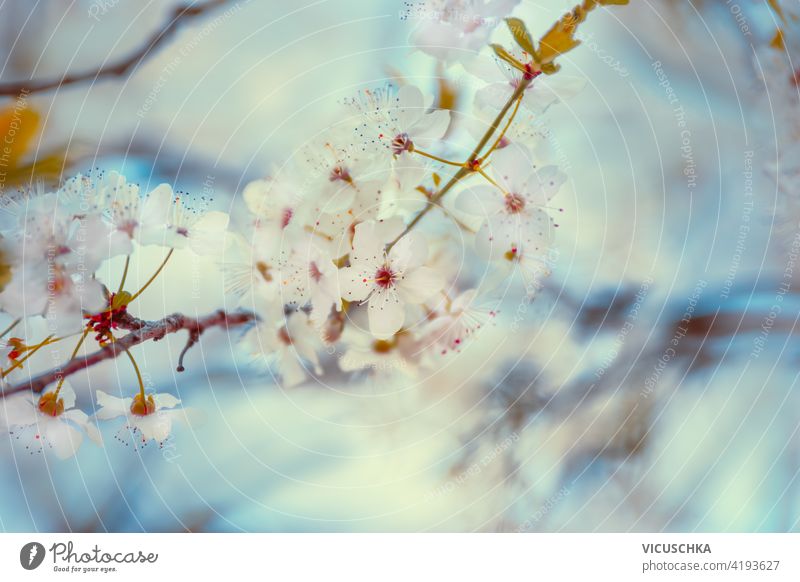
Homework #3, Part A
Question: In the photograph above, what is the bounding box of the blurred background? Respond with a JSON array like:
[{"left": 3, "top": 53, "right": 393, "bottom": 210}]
[{"left": 0, "top": 0, "right": 798, "bottom": 532}]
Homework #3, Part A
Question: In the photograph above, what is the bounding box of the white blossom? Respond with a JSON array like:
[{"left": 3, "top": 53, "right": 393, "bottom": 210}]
[
  {"left": 338, "top": 220, "right": 445, "bottom": 339},
  {"left": 1, "top": 382, "right": 101, "bottom": 459}
]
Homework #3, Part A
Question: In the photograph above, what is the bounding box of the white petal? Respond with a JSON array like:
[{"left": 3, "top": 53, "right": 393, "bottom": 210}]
[
  {"left": 474, "top": 221, "right": 511, "bottom": 262},
  {"left": 392, "top": 155, "right": 428, "bottom": 190},
  {"left": 0, "top": 395, "right": 36, "bottom": 429},
  {"left": 524, "top": 166, "right": 567, "bottom": 205},
  {"left": 410, "top": 109, "right": 451, "bottom": 143},
  {"left": 190, "top": 211, "right": 230, "bottom": 256},
  {"left": 141, "top": 184, "right": 173, "bottom": 228},
  {"left": 62, "top": 409, "right": 103, "bottom": 446},
  {"left": 94, "top": 391, "right": 130, "bottom": 420},
  {"left": 455, "top": 185, "right": 504, "bottom": 216},
  {"left": 368, "top": 289, "right": 405, "bottom": 339},
  {"left": 474, "top": 83, "right": 514, "bottom": 110},
  {"left": 351, "top": 218, "right": 404, "bottom": 259},
  {"left": 490, "top": 143, "right": 534, "bottom": 192},
  {"left": 279, "top": 356, "right": 307, "bottom": 388},
  {"left": 54, "top": 381, "right": 76, "bottom": 410},
  {"left": 451, "top": 289, "right": 479, "bottom": 313},
  {"left": 62, "top": 408, "right": 88, "bottom": 425},
  {"left": 135, "top": 414, "right": 173, "bottom": 443},
  {"left": 338, "top": 266, "right": 375, "bottom": 302},
  {"left": 243, "top": 180, "right": 270, "bottom": 216},
  {"left": 398, "top": 266, "right": 445, "bottom": 304},
  {"left": 153, "top": 393, "right": 181, "bottom": 410},
  {"left": 397, "top": 84, "right": 424, "bottom": 130},
  {"left": 45, "top": 420, "right": 83, "bottom": 459},
  {"left": 388, "top": 232, "right": 428, "bottom": 272}
]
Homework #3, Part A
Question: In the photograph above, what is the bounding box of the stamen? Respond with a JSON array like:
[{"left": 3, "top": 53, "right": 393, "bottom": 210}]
[{"left": 374, "top": 266, "right": 397, "bottom": 289}]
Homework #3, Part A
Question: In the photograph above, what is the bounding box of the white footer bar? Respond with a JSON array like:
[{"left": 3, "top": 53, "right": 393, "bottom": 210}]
[{"left": 1, "top": 533, "right": 798, "bottom": 581}]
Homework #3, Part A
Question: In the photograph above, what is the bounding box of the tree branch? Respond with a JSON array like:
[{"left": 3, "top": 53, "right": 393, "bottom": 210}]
[
  {"left": 0, "top": 0, "right": 230, "bottom": 96},
  {"left": 0, "top": 309, "right": 256, "bottom": 398}
]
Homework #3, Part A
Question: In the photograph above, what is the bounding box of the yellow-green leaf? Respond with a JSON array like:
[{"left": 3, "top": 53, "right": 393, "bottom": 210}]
[
  {"left": 0, "top": 104, "right": 40, "bottom": 169},
  {"left": 505, "top": 18, "right": 536, "bottom": 55},
  {"left": 537, "top": 11, "right": 582, "bottom": 66},
  {"left": 490, "top": 43, "right": 526, "bottom": 73},
  {"left": 536, "top": 0, "right": 629, "bottom": 68}
]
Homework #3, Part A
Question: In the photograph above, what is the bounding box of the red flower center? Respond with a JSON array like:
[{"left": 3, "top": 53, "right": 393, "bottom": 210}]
[
  {"left": 374, "top": 266, "right": 397, "bottom": 289},
  {"left": 391, "top": 133, "right": 413, "bottom": 155},
  {"left": 309, "top": 261, "right": 323, "bottom": 283},
  {"left": 281, "top": 207, "right": 294, "bottom": 228},
  {"left": 504, "top": 193, "right": 526, "bottom": 214},
  {"left": 329, "top": 165, "right": 352, "bottom": 183}
]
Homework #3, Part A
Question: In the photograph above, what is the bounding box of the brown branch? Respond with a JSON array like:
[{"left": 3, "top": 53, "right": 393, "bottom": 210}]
[
  {"left": 0, "top": 0, "right": 230, "bottom": 96},
  {"left": 0, "top": 309, "right": 256, "bottom": 398}
]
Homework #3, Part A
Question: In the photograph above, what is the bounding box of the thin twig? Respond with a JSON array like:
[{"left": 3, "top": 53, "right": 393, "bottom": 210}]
[
  {"left": 177, "top": 329, "right": 201, "bottom": 372},
  {"left": 0, "top": 309, "right": 256, "bottom": 397},
  {"left": 0, "top": 0, "right": 230, "bottom": 96}
]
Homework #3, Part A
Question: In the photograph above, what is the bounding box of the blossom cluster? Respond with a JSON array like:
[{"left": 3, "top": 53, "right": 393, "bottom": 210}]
[{"left": 0, "top": 0, "right": 629, "bottom": 458}]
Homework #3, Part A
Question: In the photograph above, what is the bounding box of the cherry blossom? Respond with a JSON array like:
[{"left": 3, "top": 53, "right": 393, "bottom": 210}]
[
  {"left": 421, "top": 289, "right": 498, "bottom": 355},
  {"left": 298, "top": 137, "right": 385, "bottom": 215},
  {"left": 94, "top": 389, "right": 195, "bottom": 446},
  {"left": 1, "top": 381, "right": 101, "bottom": 459},
  {"left": 457, "top": 143, "right": 562, "bottom": 262},
  {"left": 338, "top": 220, "right": 445, "bottom": 339},
  {"left": 242, "top": 176, "right": 308, "bottom": 254},
  {"left": 243, "top": 310, "right": 323, "bottom": 387},
  {"left": 96, "top": 177, "right": 172, "bottom": 255},
  {"left": 0, "top": 0, "right": 629, "bottom": 464},
  {"left": 337, "top": 324, "right": 421, "bottom": 376},
  {"left": 466, "top": 54, "right": 585, "bottom": 113},
  {"left": 347, "top": 84, "right": 451, "bottom": 158},
  {"left": 276, "top": 241, "right": 341, "bottom": 325},
  {"left": 150, "top": 184, "right": 230, "bottom": 255},
  {"left": 0, "top": 191, "right": 107, "bottom": 333},
  {"left": 404, "top": 0, "right": 520, "bottom": 62}
]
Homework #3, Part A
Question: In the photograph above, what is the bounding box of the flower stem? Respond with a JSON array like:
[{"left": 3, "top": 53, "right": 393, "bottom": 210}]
[
  {"left": 477, "top": 167, "right": 509, "bottom": 195},
  {"left": 123, "top": 345, "right": 146, "bottom": 401},
  {"left": 411, "top": 148, "right": 464, "bottom": 168},
  {"left": 0, "top": 318, "right": 21, "bottom": 340},
  {"left": 2, "top": 335, "right": 59, "bottom": 378},
  {"left": 482, "top": 93, "right": 523, "bottom": 161},
  {"left": 129, "top": 248, "right": 174, "bottom": 303},
  {"left": 117, "top": 255, "right": 131, "bottom": 294}
]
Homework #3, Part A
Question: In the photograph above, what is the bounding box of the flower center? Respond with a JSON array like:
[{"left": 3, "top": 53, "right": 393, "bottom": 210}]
[
  {"left": 256, "top": 261, "right": 273, "bottom": 282},
  {"left": 309, "top": 261, "right": 323, "bottom": 283},
  {"left": 504, "top": 245, "right": 519, "bottom": 262},
  {"left": 504, "top": 193, "right": 526, "bottom": 214},
  {"left": 391, "top": 133, "right": 413, "bottom": 155},
  {"left": 37, "top": 392, "right": 64, "bottom": 417},
  {"left": 374, "top": 266, "right": 397, "bottom": 289},
  {"left": 130, "top": 393, "right": 156, "bottom": 417},
  {"left": 372, "top": 339, "right": 395, "bottom": 353},
  {"left": 329, "top": 165, "right": 353, "bottom": 183},
  {"left": 85, "top": 293, "right": 130, "bottom": 345},
  {"left": 281, "top": 207, "right": 294, "bottom": 228},
  {"left": 277, "top": 326, "right": 293, "bottom": 345}
]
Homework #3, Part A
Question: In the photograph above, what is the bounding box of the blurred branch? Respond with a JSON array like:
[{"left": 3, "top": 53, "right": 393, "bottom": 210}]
[
  {"left": 0, "top": 309, "right": 256, "bottom": 398},
  {"left": 0, "top": 0, "right": 230, "bottom": 97}
]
